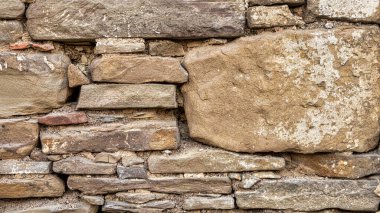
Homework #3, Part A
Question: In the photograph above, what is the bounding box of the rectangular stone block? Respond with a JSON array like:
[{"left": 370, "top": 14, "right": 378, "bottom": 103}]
[
  {"left": 235, "top": 179, "right": 380, "bottom": 211},
  {"left": 0, "top": 160, "right": 51, "bottom": 174},
  {"left": 41, "top": 120, "right": 179, "bottom": 154},
  {"left": 247, "top": 6, "right": 304, "bottom": 28},
  {"left": 247, "top": 0, "right": 304, "bottom": 6},
  {"left": 0, "top": 0, "right": 25, "bottom": 19},
  {"left": 53, "top": 156, "right": 116, "bottom": 175},
  {"left": 77, "top": 84, "right": 177, "bottom": 109},
  {"left": 0, "top": 20, "right": 23, "bottom": 42},
  {"left": 26, "top": 0, "right": 245, "bottom": 41},
  {"left": 183, "top": 196, "right": 235, "bottom": 210},
  {"left": 95, "top": 38, "right": 145, "bottom": 54},
  {"left": 0, "top": 119, "right": 39, "bottom": 159},
  {"left": 0, "top": 52, "right": 70, "bottom": 117}
]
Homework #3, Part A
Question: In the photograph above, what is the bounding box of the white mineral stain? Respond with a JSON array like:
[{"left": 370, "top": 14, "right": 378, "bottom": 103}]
[{"left": 318, "top": 0, "right": 379, "bottom": 19}]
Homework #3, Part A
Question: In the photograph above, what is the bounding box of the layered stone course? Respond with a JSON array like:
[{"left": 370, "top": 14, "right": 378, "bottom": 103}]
[{"left": 1, "top": 0, "right": 380, "bottom": 212}]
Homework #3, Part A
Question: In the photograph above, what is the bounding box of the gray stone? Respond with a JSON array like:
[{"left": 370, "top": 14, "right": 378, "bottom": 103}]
[
  {"left": 41, "top": 120, "right": 179, "bottom": 154},
  {"left": 117, "top": 165, "right": 148, "bottom": 179},
  {"left": 235, "top": 179, "right": 380, "bottom": 211},
  {"left": 183, "top": 196, "right": 235, "bottom": 210},
  {"left": 0, "top": 0, "right": 25, "bottom": 19},
  {"left": 26, "top": 0, "right": 245, "bottom": 41},
  {"left": 0, "top": 160, "right": 51, "bottom": 174},
  {"left": 149, "top": 40, "right": 185, "bottom": 56},
  {"left": 148, "top": 147, "right": 285, "bottom": 173},
  {"left": 82, "top": 195, "right": 105, "bottom": 205},
  {"left": 95, "top": 38, "right": 145, "bottom": 54},
  {"left": 247, "top": 0, "right": 304, "bottom": 6},
  {"left": 53, "top": 156, "right": 116, "bottom": 174},
  {"left": 0, "top": 52, "right": 70, "bottom": 117},
  {"left": 0, "top": 119, "right": 39, "bottom": 159},
  {"left": 77, "top": 84, "right": 178, "bottom": 109},
  {"left": 307, "top": 0, "right": 380, "bottom": 23},
  {"left": 115, "top": 192, "right": 167, "bottom": 204},
  {"left": 247, "top": 5, "right": 304, "bottom": 28},
  {"left": 91, "top": 55, "right": 188, "bottom": 84},
  {"left": 102, "top": 200, "right": 175, "bottom": 212},
  {"left": 0, "top": 21, "right": 23, "bottom": 42}
]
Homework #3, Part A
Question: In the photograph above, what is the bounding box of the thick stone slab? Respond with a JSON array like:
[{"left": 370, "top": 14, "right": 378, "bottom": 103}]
[
  {"left": 91, "top": 55, "right": 188, "bottom": 84},
  {"left": 53, "top": 156, "right": 116, "bottom": 174},
  {"left": 235, "top": 179, "right": 380, "bottom": 211},
  {"left": 182, "top": 26, "right": 380, "bottom": 153},
  {"left": 307, "top": 0, "right": 380, "bottom": 23},
  {"left": 26, "top": 0, "right": 245, "bottom": 41},
  {"left": 183, "top": 196, "right": 235, "bottom": 210},
  {"left": 0, "top": 52, "right": 70, "bottom": 117},
  {"left": 148, "top": 147, "right": 285, "bottom": 173},
  {"left": 77, "top": 84, "right": 177, "bottom": 109},
  {"left": 247, "top": 6, "right": 304, "bottom": 28},
  {"left": 0, "top": 175, "right": 65, "bottom": 198},
  {"left": 291, "top": 153, "right": 380, "bottom": 178},
  {"left": 0, "top": 21, "right": 23, "bottom": 42},
  {"left": 117, "top": 165, "right": 148, "bottom": 179},
  {"left": 0, "top": 0, "right": 25, "bottom": 19},
  {"left": 0, "top": 119, "right": 39, "bottom": 159},
  {"left": 68, "top": 176, "right": 231, "bottom": 195},
  {"left": 0, "top": 160, "right": 51, "bottom": 174},
  {"left": 41, "top": 120, "right": 179, "bottom": 154}
]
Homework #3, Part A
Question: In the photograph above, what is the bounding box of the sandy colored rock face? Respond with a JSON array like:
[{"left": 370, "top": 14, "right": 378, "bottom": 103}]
[
  {"left": 183, "top": 196, "right": 235, "bottom": 210},
  {"left": 0, "top": 21, "right": 23, "bottom": 42},
  {"left": 0, "top": 0, "right": 25, "bottom": 19},
  {"left": 26, "top": 0, "right": 245, "bottom": 41},
  {"left": 0, "top": 119, "right": 39, "bottom": 159},
  {"left": 149, "top": 40, "right": 185, "bottom": 57},
  {"left": 182, "top": 26, "right": 380, "bottom": 153},
  {"left": 247, "top": 0, "right": 304, "bottom": 6},
  {"left": 53, "top": 156, "right": 116, "bottom": 175},
  {"left": 307, "top": 0, "right": 380, "bottom": 23},
  {"left": 0, "top": 52, "right": 70, "bottom": 118},
  {"left": 247, "top": 5, "right": 304, "bottom": 28},
  {"left": 67, "top": 64, "right": 90, "bottom": 87},
  {"left": 95, "top": 38, "right": 145, "bottom": 54}
]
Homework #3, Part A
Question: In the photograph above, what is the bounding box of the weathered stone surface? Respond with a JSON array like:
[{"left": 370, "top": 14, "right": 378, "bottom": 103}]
[
  {"left": 68, "top": 176, "right": 231, "bottom": 195},
  {"left": 291, "top": 153, "right": 380, "bottom": 178},
  {"left": 117, "top": 165, "right": 148, "bottom": 179},
  {"left": 95, "top": 38, "right": 145, "bottom": 54},
  {"left": 78, "top": 84, "right": 177, "bottom": 109},
  {"left": 0, "top": 0, "right": 25, "bottom": 19},
  {"left": 102, "top": 200, "right": 175, "bottom": 212},
  {"left": 0, "top": 52, "right": 70, "bottom": 117},
  {"left": 247, "top": 6, "right": 304, "bottom": 28},
  {"left": 149, "top": 40, "right": 185, "bottom": 56},
  {"left": 38, "top": 111, "right": 88, "bottom": 126},
  {"left": 0, "top": 175, "right": 65, "bottom": 198},
  {"left": 95, "top": 152, "right": 122, "bottom": 163},
  {"left": 183, "top": 196, "right": 235, "bottom": 210},
  {"left": 235, "top": 179, "right": 380, "bottom": 211},
  {"left": 41, "top": 120, "right": 179, "bottom": 154},
  {"left": 0, "top": 21, "right": 23, "bottom": 42},
  {"left": 375, "top": 184, "right": 380, "bottom": 197},
  {"left": 121, "top": 152, "right": 145, "bottom": 167},
  {"left": 115, "top": 192, "right": 167, "bottom": 204},
  {"left": 182, "top": 26, "right": 380, "bottom": 153},
  {"left": 0, "top": 160, "right": 51, "bottom": 174},
  {"left": 53, "top": 156, "right": 116, "bottom": 174},
  {"left": 82, "top": 195, "right": 105, "bottom": 206},
  {"left": 68, "top": 64, "right": 90, "bottom": 87},
  {"left": 148, "top": 147, "right": 285, "bottom": 173},
  {"left": 187, "top": 38, "right": 227, "bottom": 48},
  {"left": 91, "top": 55, "right": 188, "bottom": 84},
  {"left": 247, "top": 0, "right": 304, "bottom": 6},
  {"left": 0, "top": 119, "right": 39, "bottom": 159},
  {"left": 26, "top": 0, "right": 245, "bottom": 40},
  {"left": 307, "top": 0, "right": 380, "bottom": 23}
]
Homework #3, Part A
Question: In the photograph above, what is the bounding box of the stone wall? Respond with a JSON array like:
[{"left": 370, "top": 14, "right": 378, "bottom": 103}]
[{"left": 0, "top": 0, "right": 380, "bottom": 212}]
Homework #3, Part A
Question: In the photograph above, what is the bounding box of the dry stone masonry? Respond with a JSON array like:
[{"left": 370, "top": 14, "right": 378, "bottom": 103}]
[{"left": 0, "top": 0, "right": 379, "bottom": 212}]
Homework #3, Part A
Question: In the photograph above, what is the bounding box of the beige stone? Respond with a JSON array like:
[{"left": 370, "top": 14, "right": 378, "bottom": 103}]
[
  {"left": 68, "top": 64, "right": 90, "bottom": 87},
  {"left": 95, "top": 38, "right": 145, "bottom": 54},
  {"left": 247, "top": 0, "right": 304, "bottom": 6},
  {"left": 91, "top": 55, "right": 188, "bottom": 84},
  {"left": 149, "top": 40, "right": 185, "bottom": 56},
  {"left": 77, "top": 84, "right": 178, "bottom": 109},
  {"left": 102, "top": 199, "right": 175, "bottom": 212},
  {"left": 187, "top": 38, "right": 228, "bottom": 48},
  {"left": 115, "top": 192, "right": 167, "bottom": 204},
  {"left": 183, "top": 196, "right": 235, "bottom": 210},
  {"left": 0, "top": 0, "right": 25, "bottom": 19},
  {"left": 182, "top": 26, "right": 380, "bottom": 153},
  {"left": 82, "top": 195, "right": 105, "bottom": 206},
  {"left": 53, "top": 156, "right": 116, "bottom": 174},
  {"left": 0, "top": 21, "right": 23, "bottom": 42},
  {"left": 247, "top": 6, "right": 304, "bottom": 28}
]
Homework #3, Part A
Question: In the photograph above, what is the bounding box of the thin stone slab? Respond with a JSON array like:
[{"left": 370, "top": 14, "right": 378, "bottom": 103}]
[
  {"left": 95, "top": 38, "right": 145, "bottom": 54},
  {"left": 77, "top": 84, "right": 177, "bottom": 109},
  {"left": 0, "top": 0, "right": 25, "bottom": 19},
  {"left": 38, "top": 111, "right": 88, "bottom": 126},
  {"left": 0, "top": 160, "right": 51, "bottom": 174},
  {"left": 102, "top": 200, "right": 175, "bottom": 212},
  {"left": 0, "top": 21, "right": 23, "bottom": 42},
  {"left": 148, "top": 147, "right": 285, "bottom": 173},
  {"left": 26, "top": 0, "right": 245, "bottom": 41},
  {"left": 53, "top": 156, "right": 116, "bottom": 174},
  {"left": 115, "top": 192, "right": 167, "bottom": 204},
  {"left": 247, "top": 0, "right": 304, "bottom": 6},
  {"left": 117, "top": 165, "right": 148, "bottom": 179},
  {"left": 235, "top": 179, "right": 380, "bottom": 212},
  {"left": 41, "top": 120, "right": 179, "bottom": 154},
  {"left": 183, "top": 196, "right": 235, "bottom": 210}
]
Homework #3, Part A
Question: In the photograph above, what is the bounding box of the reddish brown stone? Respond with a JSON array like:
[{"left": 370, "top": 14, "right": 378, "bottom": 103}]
[
  {"left": 38, "top": 112, "right": 88, "bottom": 126},
  {"left": 9, "top": 42, "right": 30, "bottom": 50},
  {"left": 31, "top": 42, "right": 55, "bottom": 52}
]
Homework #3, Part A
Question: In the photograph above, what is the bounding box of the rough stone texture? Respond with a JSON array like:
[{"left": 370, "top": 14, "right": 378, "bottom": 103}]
[
  {"left": 41, "top": 120, "right": 179, "bottom": 154},
  {"left": 0, "top": 52, "right": 70, "bottom": 117},
  {"left": 0, "top": 160, "right": 51, "bottom": 174},
  {"left": 53, "top": 156, "right": 116, "bottom": 174},
  {"left": 82, "top": 195, "right": 105, "bottom": 206},
  {"left": 68, "top": 176, "right": 231, "bottom": 195},
  {"left": 247, "top": 0, "right": 304, "bottom": 6},
  {"left": 95, "top": 38, "right": 145, "bottom": 54},
  {"left": 117, "top": 165, "right": 148, "bottom": 179},
  {"left": 95, "top": 152, "right": 122, "bottom": 164},
  {"left": 102, "top": 200, "right": 175, "bottom": 212},
  {"left": 148, "top": 147, "right": 285, "bottom": 173},
  {"left": 78, "top": 84, "right": 178, "bottom": 109},
  {"left": 91, "top": 55, "right": 188, "bottom": 84},
  {"left": 307, "top": 0, "right": 380, "bottom": 23},
  {"left": 247, "top": 6, "right": 304, "bottom": 28},
  {"left": 183, "top": 196, "right": 235, "bottom": 210},
  {"left": 182, "top": 26, "right": 380, "bottom": 153},
  {"left": 38, "top": 112, "right": 88, "bottom": 126},
  {"left": 149, "top": 40, "right": 185, "bottom": 56},
  {"left": 235, "top": 179, "right": 380, "bottom": 211},
  {"left": 115, "top": 192, "right": 167, "bottom": 204},
  {"left": 26, "top": 0, "right": 245, "bottom": 41},
  {"left": 0, "top": 0, "right": 25, "bottom": 19},
  {"left": 0, "top": 175, "right": 65, "bottom": 198},
  {"left": 0, "top": 119, "right": 39, "bottom": 159},
  {"left": 68, "top": 64, "right": 91, "bottom": 87},
  {"left": 291, "top": 153, "right": 380, "bottom": 178},
  {"left": 0, "top": 21, "right": 23, "bottom": 42}
]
